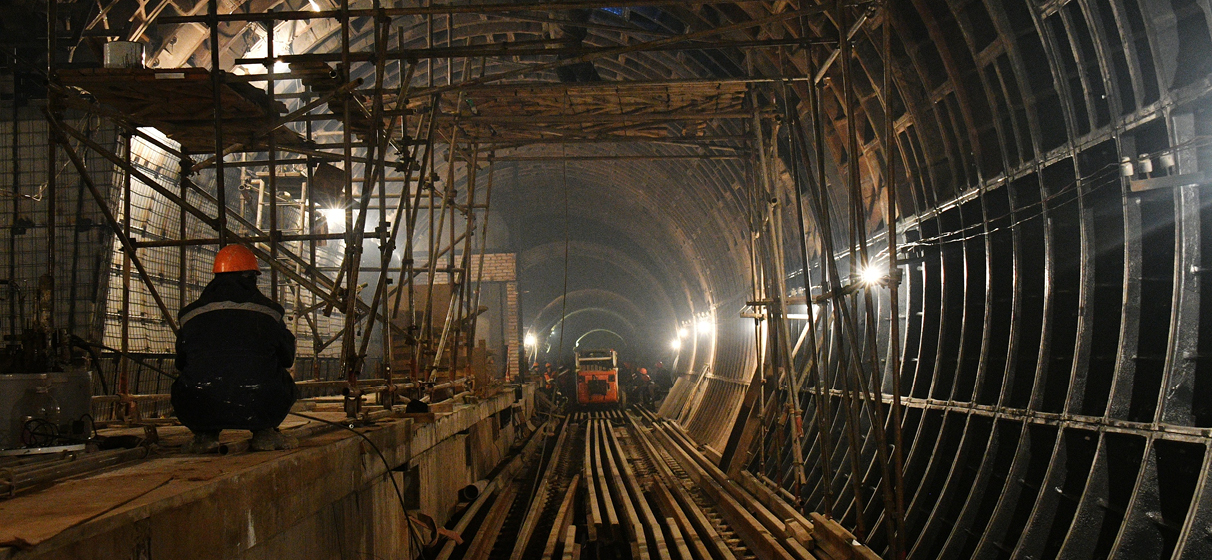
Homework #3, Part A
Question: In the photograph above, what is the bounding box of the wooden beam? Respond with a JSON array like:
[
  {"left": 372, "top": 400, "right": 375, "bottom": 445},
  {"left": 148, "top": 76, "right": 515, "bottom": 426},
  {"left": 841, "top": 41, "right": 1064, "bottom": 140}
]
[
  {"left": 158, "top": 1, "right": 812, "bottom": 24},
  {"left": 235, "top": 37, "right": 827, "bottom": 65}
]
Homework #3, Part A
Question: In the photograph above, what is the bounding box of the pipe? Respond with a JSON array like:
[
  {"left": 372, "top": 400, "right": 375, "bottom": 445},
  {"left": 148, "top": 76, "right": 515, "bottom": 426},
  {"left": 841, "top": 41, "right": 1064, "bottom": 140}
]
[{"left": 459, "top": 480, "right": 487, "bottom": 502}]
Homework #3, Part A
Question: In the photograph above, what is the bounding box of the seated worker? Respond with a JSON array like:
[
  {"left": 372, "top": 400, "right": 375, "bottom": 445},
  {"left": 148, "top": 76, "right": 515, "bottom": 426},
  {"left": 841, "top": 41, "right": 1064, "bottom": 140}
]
[{"left": 172, "top": 245, "right": 298, "bottom": 453}]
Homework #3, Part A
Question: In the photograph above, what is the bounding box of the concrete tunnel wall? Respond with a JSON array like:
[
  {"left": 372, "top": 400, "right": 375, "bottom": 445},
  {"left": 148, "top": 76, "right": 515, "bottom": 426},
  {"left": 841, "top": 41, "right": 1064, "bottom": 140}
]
[
  {"left": 9, "top": 0, "right": 1212, "bottom": 557},
  {"left": 6, "top": 390, "right": 530, "bottom": 560}
]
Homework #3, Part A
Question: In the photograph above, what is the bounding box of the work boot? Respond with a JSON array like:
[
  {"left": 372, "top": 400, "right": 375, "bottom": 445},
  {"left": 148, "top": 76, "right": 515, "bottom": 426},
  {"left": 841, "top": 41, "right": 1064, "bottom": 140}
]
[
  {"left": 184, "top": 430, "right": 221, "bottom": 454},
  {"left": 250, "top": 428, "right": 298, "bottom": 451}
]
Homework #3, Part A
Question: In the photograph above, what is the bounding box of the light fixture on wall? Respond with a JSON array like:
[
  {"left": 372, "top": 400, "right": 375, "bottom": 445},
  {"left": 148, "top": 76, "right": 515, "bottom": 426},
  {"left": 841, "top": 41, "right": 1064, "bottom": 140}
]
[
  {"left": 858, "top": 264, "right": 886, "bottom": 287},
  {"left": 318, "top": 208, "right": 347, "bottom": 231}
]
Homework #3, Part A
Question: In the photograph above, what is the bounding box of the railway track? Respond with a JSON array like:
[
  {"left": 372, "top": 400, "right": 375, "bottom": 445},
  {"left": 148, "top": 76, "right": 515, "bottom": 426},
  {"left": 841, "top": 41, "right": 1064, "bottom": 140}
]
[{"left": 435, "top": 407, "right": 865, "bottom": 560}]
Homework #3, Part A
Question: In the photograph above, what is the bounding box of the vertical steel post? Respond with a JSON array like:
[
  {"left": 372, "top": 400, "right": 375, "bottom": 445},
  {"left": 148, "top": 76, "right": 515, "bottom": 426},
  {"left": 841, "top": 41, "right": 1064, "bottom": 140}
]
[
  {"left": 838, "top": 4, "right": 900, "bottom": 548},
  {"left": 9, "top": 78, "right": 19, "bottom": 336},
  {"left": 883, "top": 10, "right": 907, "bottom": 558},
  {"left": 179, "top": 154, "right": 188, "bottom": 313},
  {"left": 45, "top": 0, "right": 57, "bottom": 330},
  {"left": 467, "top": 156, "right": 494, "bottom": 379},
  {"left": 306, "top": 119, "right": 319, "bottom": 360},
  {"left": 119, "top": 133, "right": 132, "bottom": 417},
  {"left": 451, "top": 145, "right": 479, "bottom": 381},
  {"left": 786, "top": 83, "right": 835, "bottom": 516},
  {"left": 752, "top": 95, "right": 807, "bottom": 491},
  {"left": 378, "top": 17, "right": 393, "bottom": 405},
  {"left": 339, "top": 0, "right": 359, "bottom": 417},
  {"left": 811, "top": 72, "right": 868, "bottom": 539},
  {"left": 266, "top": 19, "right": 279, "bottom": 298},
  {"left": 209, "top": 0, "right": 228, "bottom": 247}
]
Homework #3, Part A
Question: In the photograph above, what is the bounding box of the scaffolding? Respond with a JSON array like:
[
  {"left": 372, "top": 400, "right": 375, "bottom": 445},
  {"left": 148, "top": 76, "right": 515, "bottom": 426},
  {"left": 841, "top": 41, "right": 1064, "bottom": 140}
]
[
  {"left": 6, "top": 0, "right": 836, "bottom": 422},
  {"left": 8, "top": 0, "right": 914, "bottom": 550}
]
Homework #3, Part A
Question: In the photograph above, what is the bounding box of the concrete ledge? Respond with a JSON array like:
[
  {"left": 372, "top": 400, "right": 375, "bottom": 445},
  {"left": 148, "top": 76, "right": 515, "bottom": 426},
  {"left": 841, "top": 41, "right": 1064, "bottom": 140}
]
[{"left": 0, "top": 388, "right": 529, "bottom": 560}]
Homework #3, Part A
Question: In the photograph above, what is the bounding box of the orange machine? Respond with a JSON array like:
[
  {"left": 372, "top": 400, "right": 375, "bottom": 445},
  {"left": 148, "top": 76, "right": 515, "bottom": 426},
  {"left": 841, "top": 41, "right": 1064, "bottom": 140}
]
[{"left": 575, "top": 349, "right": 619, "bottom": 407}]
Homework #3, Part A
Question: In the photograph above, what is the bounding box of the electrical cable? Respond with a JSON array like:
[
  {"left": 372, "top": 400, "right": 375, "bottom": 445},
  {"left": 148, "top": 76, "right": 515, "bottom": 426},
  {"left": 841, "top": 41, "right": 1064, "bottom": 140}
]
[
  {"left": 289, "top": 412, "right": 430, "bottom": 560},
  {"left": 897, "top": 162, "right": 1122, "bottom": 250},
  {"left": 896, "top": 134, "right": 1212, "bottom": 251},
  {"left": 70, "top": 335, "right": 110, "bottom": 394},
  {"left": 556, "top": 142, "right": 571, "bottom": 361}
]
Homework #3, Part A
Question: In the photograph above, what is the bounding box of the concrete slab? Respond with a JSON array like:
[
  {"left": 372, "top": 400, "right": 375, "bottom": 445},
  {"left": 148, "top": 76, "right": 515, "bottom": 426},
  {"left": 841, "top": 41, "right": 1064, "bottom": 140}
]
[{"left": 0, "top": 387, "right": 531, "bottom": 560}]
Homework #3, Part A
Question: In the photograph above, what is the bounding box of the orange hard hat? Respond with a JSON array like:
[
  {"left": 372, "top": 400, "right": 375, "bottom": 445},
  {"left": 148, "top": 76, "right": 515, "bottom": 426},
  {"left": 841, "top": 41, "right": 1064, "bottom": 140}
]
[
  {"left": 213, "top": 244, "right": 260, "bottom": 274},
  {"left": 639, "top": 368, "right": 648, "bottom": 374}
]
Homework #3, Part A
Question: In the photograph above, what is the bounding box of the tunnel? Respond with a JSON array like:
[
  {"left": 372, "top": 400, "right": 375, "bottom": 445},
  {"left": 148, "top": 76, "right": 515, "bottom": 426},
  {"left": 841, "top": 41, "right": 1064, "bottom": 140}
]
[{"left": 2, "top": 0, "right": 1212, "bottom": 559}]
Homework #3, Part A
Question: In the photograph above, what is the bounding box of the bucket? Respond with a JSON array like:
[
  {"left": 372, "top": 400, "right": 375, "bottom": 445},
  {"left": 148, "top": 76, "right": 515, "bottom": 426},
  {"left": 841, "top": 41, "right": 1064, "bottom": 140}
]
[{"left": 103, "top": 41, "right": 145, "bottom": 69}]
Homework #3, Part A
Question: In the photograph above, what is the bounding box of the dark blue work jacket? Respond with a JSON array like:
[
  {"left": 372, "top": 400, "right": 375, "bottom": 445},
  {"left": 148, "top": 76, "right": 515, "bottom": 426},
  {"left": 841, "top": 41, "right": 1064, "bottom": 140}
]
[{"left": 171, "top": 272, "right": 297, "bottom": 432}]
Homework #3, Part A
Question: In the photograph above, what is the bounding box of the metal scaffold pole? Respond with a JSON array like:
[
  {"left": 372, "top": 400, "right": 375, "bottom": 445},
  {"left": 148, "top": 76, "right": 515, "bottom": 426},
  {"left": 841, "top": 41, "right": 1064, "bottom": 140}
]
[
  {"left": 208, "top": 0, "right": 227, "bottom": 247},
  {"left": 883, "top": 5, "right": 908, "bottom": 557}
]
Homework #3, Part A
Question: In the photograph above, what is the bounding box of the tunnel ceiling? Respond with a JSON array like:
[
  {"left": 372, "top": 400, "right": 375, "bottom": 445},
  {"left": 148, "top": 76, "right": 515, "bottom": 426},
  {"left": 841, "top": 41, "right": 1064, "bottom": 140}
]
[
  {"left": 18, "top": 0, "right": 1212, "bottom": 320},
  {"left": 41, "top": 0, "right": 1201, "bottom": 352},
  {"left": 13, "top": 0, "right": 1212, "bottom": 556}
]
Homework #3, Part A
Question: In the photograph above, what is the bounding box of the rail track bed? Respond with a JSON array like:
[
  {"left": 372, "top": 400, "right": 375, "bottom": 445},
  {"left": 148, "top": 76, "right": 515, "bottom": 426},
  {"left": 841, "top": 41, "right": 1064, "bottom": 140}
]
[{"left": 434, "top": 408, "right": 874, "bottom": 560}]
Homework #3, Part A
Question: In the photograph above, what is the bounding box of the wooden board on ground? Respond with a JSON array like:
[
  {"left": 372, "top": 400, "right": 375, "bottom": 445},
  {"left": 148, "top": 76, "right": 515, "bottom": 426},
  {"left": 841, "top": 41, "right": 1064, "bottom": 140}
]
[{"left": 0, "top": 472, "right": 174, "bottom": 548}]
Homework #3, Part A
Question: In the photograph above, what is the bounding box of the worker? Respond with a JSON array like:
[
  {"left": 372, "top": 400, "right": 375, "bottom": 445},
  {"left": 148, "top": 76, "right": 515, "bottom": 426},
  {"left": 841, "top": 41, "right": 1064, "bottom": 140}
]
[
  {"left": 172, "top": 245, "right": 298, "bottom": 453},
  {"left": 542, "top": 362, "right": 558, "bottom": 395},
  {"left": 636, "top": 367, "right": 653, "bottom": 407},
  {"left": 652, "top": 361, "right": 671, "bottom": 399}
]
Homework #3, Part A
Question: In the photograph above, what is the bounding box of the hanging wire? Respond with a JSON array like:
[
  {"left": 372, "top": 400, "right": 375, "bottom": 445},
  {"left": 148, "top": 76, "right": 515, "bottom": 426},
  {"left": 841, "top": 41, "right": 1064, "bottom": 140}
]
[
  {"left": 900, "top": 134, "right": 1212, "bottom": 251},
  {"left": 291, "top": 412, "right": 431, "bottom": 559},
  {"left": 555, "top": 142, "right": 571, "bottom": 360}
]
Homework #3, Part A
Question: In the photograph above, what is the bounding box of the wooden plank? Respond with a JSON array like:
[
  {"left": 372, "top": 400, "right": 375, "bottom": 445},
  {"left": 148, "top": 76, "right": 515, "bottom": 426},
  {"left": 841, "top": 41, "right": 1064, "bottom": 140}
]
[
  {"left": 584, "top": 421, "right": 603, "bottom": 541},
  {"left": 561, "top": 526, "right": 578, "bottom": 560},
  {"left": 662, "top": 421, "right": 791, "bottom": 540},
  {"left": 509, "top": 420, "right": 572, "bottom": 560},
  {"left": 653, "top": 484, "right": 711, "bottom": 560},
  {"left": 540, "top": 474, "right": 582, "bottom": 560},
  {"left": 664, "top": 516, "right": 695, "bottom": 560},
  {"left": 434, "top": 483, "right": 499, "bottom": 560},
  {"left": 597, "top": 419, "right": 649, "bottom": 560},
  {"left": 783, "top": 520, "right": 816, "bottom": 550},
  {"left": 648, "top": 422, "right": 794, "bottom": 560},
  {"left": 737, "top": 471, "right": 814, "bottom": 530},
  {"left": 737, "top": 471, "right": 816, "bottom": 549},
  {"left": 593, "top": 420, "right": 622, "bottom": 540},
  {"left": 627, "top": 414, "right": 738, "bottom": 560},
  {"left": 436, "top": 416, "right": 550, "bottom": 560},
  {"left": 783, "top": 537, "right": 818, "bottom": 560},
  {"left": 463, "top": 486, "right": 517, "bottom": 560},
  {"left": 807, "top": 513, "right": 880, "bottom": 560},
  {"left": 0, "top": 472, "right": 173, "bottom": 548},
  {"left": 606, "top": 421, "right": 670, "bottom": 557}
]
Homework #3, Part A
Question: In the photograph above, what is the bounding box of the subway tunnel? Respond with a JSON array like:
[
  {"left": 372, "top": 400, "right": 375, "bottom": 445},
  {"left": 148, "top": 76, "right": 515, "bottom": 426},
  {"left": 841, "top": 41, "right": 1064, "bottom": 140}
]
[{"left": 1, "top": 0, "right": 1212, "bottom": 559}]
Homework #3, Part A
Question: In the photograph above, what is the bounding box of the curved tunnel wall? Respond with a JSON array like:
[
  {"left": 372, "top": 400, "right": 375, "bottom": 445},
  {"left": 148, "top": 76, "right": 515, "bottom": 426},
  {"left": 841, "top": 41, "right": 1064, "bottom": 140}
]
[
  {"left": 125, "top": 0, "right": 1212, "bottom": 557},
  {"left": 767, "top": 0, "right": 1212, "bottom": 559}
]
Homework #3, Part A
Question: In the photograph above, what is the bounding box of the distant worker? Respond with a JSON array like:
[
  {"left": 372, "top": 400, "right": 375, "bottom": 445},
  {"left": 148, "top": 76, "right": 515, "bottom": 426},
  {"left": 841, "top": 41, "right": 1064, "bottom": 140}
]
[
  {"left": 540, "top": 362, "right": 557, "bottom": 396},
  {"left": 172, "top": 245, "right": 298, "bottom": 453},
  {"left": 636, "top": 367, "right": 653, "bottom": 407},
  {"left": 653, "top": 361, "right": 671, "bottom": 398},
  {"left": 619, "top": 362, "right": 634, "bottom": 386}
]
